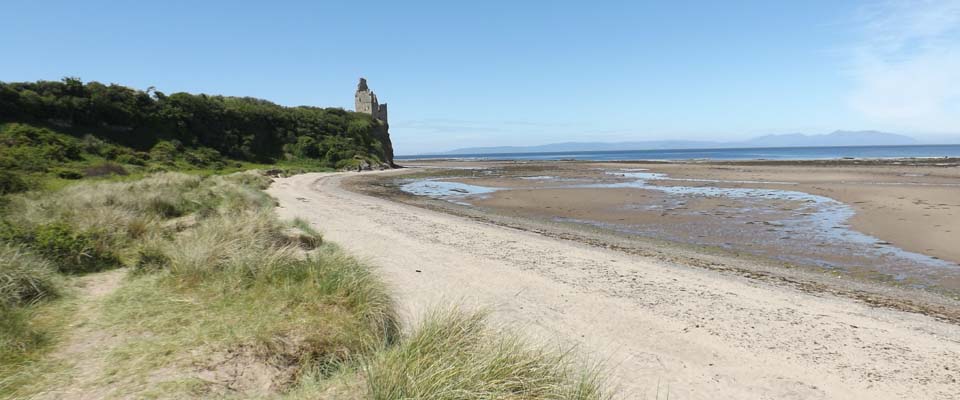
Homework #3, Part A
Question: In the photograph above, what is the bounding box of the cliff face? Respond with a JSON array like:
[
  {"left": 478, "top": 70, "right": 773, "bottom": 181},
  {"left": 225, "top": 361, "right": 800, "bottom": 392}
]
[{"left": 372, "top": 121, "right": 396, "bottom": 167}]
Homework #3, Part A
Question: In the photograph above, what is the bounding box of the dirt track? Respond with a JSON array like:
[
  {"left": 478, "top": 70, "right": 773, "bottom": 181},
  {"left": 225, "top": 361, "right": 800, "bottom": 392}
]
[
  {"left": 269, "top": 171, "right": 960, "bottom": 399},
  {"left": 34, "top": 269, "right": 126, "bottom": 400}
]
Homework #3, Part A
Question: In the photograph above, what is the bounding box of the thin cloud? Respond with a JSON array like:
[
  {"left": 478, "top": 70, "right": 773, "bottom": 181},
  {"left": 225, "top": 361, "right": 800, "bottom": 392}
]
[{"left": 848, "top": 0, "right": 960, "bottom": 133}]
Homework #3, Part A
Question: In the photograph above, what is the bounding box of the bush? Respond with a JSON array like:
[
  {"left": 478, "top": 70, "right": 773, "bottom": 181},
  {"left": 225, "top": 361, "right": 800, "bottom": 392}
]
[
  {"left": 0, "top": 171, "right": 29, "bottom": 195},
  {"left": 286, "top": 136, "right": 320, "bottom": 159},
  {"left": 53, "top": 168, "right": 83, "bottom": 180},
  {"left": 334, "top": 158, "right": 360, "bottom": 170},
  {"left": 83, "top": 162, "right": 128, "bottom": 177},
  {"left": 0, "top": 124, "right": 84, "bottom": 172},
  {"left": 29, "top": 223, "right": 118, "bottom": 274},
  {"left": 80, "top": 134, "right": 109, "bottom": 155},
  {"left": 115, "top": 153, "right": 147, "bottom": 166},
  {"left": 149, "top": 141, "right": 179, "bottom": 164},
  {"left": 184, "top": 147, "right": 224, "bottom": 168}
]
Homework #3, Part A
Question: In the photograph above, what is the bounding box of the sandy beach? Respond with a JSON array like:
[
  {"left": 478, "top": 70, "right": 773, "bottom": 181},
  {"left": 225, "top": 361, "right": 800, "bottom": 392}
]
[
  {"left": 270, "top": 170, "right": 960, "bottom": 399},
  {"left": 357, "top": 159, "right": 960, "bottom": 299}
]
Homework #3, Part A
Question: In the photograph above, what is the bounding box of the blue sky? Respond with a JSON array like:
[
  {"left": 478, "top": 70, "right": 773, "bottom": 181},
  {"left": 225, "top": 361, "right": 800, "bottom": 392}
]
[{"left": 3, "top": 0, "right": 960, "bottom": 154}]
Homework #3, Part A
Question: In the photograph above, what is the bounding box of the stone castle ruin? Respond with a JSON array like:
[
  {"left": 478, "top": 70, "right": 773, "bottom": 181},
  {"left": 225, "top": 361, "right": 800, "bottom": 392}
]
[
  {"left": 351, "top": 77, "right": 396, "bottom": 169},
  {"left": 354, "top": 78, "right": 388, "bottom": 123}
]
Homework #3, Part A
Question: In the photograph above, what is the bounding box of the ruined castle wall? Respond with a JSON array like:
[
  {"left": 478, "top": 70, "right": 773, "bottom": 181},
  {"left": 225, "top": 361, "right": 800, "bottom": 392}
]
[
  {"left": 376, "top": 104, "right": 388, "bottom": 123},
  {"left": 355, "top": 91, "right": 375, "bottom": 114}
]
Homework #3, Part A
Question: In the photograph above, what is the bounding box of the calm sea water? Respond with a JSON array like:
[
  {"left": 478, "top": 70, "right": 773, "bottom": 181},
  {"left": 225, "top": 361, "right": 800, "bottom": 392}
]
[{"left": 397, "top": 144, "right": 960, "bottom": 161}]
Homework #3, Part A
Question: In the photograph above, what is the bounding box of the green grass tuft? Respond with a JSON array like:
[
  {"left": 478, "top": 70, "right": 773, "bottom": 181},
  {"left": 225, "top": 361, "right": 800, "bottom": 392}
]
[
  {"left": 0, "top": 243, "right": 61, "bottom": 307},
  {"left": 364, "top": 308, "right": 610, "bottom": 400}
]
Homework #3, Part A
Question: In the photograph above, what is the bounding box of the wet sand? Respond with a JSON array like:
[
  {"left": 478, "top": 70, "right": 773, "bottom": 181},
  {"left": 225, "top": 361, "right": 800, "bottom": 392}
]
[
  {"left": 605, "top": 161, "right": 960, "bottom": 267},
  {"left": 365, "top": 159, "right": 960, "bottom": 298}
]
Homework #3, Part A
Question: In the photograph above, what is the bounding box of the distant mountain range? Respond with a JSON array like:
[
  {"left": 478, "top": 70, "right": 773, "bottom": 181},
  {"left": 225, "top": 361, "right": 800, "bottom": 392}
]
[{"left": 439, "top": 131, "right": 919, "bottom": 155}]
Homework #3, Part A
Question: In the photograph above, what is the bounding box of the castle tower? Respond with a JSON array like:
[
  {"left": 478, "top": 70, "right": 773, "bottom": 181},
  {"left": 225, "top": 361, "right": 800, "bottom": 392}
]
[{"left": 354, "top": 78, "right": 388, "bottom": 123}]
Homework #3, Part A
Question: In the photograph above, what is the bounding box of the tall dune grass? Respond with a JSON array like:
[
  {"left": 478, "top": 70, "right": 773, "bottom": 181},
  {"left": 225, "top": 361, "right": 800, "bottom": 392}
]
[
  {"left": 364, "top": 308, "right": 609, "bottom": 400},
  {"left": 57, "top": 172, "right": 397, "bottom": 397},
  {"left": 0, "top": 242, "right": 69, "bottom": 398},
  {"left": 0, "top": 243, "right": 62, "bottom": 371},
  {"left": 0, "top": 243, "right": 60, "bottom": 307},
  {"left": 0, "top": 171, "right": 283, "bottom": 396},
  {"left": 1, "top": 171, "right": 273, "bottom": 271}
]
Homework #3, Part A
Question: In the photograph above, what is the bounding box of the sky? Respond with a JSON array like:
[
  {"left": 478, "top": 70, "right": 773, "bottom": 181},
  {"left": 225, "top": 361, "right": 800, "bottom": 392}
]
[{"left": 3, "top": 0, "right": 960, "bottom": 154}]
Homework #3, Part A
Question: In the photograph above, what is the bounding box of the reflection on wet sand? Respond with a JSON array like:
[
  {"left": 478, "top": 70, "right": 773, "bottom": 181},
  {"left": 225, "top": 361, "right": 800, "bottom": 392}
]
[{"left": 398, "top": 165, "right": 960, "bottom": 295}]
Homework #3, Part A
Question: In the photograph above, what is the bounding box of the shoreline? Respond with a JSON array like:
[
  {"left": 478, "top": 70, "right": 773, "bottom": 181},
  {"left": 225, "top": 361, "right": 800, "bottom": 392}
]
[{"left": 347, "top": 159, "right": 960, "bottom": 321}]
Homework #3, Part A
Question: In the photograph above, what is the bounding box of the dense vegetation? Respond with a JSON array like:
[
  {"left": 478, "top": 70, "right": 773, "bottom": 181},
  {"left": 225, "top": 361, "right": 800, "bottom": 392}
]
[
  {"left": 0, "top": 78, "right": 394, "bottom": 181},
  {"left": 0, "top": 172, "right": 608, "bottom": 399}
]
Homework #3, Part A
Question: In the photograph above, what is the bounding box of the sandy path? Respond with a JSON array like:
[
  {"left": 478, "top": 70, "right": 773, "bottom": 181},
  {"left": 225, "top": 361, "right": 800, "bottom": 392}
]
[
  {"left": 34, "top": 269, "right": 126, "bottom": 400},
  {"left": 269, "top": 172, "right": 960, "bottom": 400}
]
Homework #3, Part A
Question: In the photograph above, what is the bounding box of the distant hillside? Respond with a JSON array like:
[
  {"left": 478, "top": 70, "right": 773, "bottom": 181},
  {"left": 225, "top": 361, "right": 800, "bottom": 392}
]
[
  {"left": 440, "top": 140, "right": 717, "bottom": 155},
  {"left": 439, "top": 130, "right": 918, "bottom": 155},
  {"left": 0, "top": 78, "right": 394, "bottom": 168},
  {"left": 742, "top": 131, "right": 917, "bottom": 147}
]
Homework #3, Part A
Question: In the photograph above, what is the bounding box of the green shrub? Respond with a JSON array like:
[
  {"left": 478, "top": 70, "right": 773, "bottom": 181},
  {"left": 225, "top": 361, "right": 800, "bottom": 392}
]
[
  {"left": 184, "top": 147, "right": 224, "bottom": 168},
  {"left": 115, "top": 153, "right": 147, "bottom": 166},
  {"left": 100, "top": 144, "right": 124, "bottom": 160},
  {"left": 0, "top": 124, "right": 85, "bottom": 173},
  {"left": 80, "top": 134, "right": 109, "bottom": 155},
  {"left": 53, "top": 168, "right": 83, "bottom": 180},
  {"left": 149, "top": 141, "right": 179, "bottom": 164},
  {"left": 83, "top": 162, "right": 128, "bottom": 177},
  {"left": 334, "top": 158, "right": 360, "bottom": 170},
  {"left": 286, "top": 136, "right": 321, "bottom": 159},
  {"left": 0, "top": 171, "right": 29, "bottom": 195},
  {"left": 29, "top": 223, "right": 118, "bottom": 274}
]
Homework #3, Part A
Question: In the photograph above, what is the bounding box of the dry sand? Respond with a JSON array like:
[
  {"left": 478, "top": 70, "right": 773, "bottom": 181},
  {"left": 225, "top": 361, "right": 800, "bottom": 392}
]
[{"left": 270, "top": 171, "right": 960, "bottom": 400}]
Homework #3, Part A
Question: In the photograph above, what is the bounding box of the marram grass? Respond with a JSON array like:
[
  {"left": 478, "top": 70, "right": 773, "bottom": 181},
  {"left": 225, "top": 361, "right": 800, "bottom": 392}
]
[{"left": 363, "top": 308, "right": 610, "bottom": 400}]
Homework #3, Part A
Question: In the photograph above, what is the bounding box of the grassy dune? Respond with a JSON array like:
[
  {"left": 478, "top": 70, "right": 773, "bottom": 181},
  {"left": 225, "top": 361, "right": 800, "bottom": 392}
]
[
  {"left": 365, "top": 309, "right": 609, "bottom": 400},
  {"left": 0, "top": 172, "right": 609, "bottom": 399}
]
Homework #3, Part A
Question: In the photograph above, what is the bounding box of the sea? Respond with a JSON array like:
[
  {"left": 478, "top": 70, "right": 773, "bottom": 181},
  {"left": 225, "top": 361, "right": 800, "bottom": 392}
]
[{"left": 397, "top": 144, "right": 960, "bottom": 161}]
